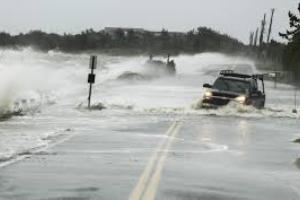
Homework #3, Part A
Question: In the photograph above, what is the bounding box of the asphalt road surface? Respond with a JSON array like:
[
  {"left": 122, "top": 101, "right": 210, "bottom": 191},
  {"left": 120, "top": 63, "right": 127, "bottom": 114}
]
[
  {"left": 0, "top": 52, "right": 300, "bottom": 200},
  {"left": 0, "top": 111, "right": 300, "bottom": 200}
]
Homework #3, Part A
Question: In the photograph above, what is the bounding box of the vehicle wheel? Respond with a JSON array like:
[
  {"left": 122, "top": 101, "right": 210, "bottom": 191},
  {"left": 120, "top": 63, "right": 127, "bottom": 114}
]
[{"left": 258, "top": 101, "right": 265, "bottom": 109}]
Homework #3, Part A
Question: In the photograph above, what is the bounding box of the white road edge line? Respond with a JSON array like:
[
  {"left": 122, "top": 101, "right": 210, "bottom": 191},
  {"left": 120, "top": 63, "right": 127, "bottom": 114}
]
[{"left": 0, "top": 132, "right": 79, "bottom": 169}]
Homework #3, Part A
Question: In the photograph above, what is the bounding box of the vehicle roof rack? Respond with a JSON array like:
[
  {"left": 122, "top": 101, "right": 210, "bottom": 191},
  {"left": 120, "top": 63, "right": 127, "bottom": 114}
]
[
  {"left": 220, "top": 70, "right": 252, "bottom": 79},
  {"left": 219, "top": 70, "right": 265, "bottom": 80},
  {"left": 252, "top": 74, "right": 264, "bottom": 80}
]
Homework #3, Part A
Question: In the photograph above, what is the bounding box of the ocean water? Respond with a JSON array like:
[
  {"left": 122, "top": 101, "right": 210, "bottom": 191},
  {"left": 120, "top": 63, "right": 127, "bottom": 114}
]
[{"left": 0, "top": 48, "right": 299, "bottom": 163}]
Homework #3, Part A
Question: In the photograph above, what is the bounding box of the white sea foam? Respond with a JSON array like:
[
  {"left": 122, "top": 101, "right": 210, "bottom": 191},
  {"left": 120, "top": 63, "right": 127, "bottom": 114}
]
[{"left": 0, "top": 48, "right": 299, "bottom": 163}]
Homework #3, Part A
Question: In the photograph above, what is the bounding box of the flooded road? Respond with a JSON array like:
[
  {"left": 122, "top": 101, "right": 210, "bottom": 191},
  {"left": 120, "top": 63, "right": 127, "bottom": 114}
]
[{"left": 0, "top": 49, "right": 299, "bottom": 200}]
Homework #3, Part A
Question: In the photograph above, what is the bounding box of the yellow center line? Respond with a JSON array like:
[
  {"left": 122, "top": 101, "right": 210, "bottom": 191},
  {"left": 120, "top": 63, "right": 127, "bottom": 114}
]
[
  {"left": 128, "top": 121, "right": 178, "bottom": 200},
  {"left": 129, "top": 121, "right": 183, "bottom": 200},
  {"left": 142, "top": 121, "right": 182, "bottom": 200}
]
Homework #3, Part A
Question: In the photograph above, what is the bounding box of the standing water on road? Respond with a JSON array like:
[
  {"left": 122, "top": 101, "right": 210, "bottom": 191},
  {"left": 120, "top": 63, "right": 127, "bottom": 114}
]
[
  {"left": 0, "top": 48, "right": 300, "bottom": 199},
  {"left": 0, "top": 48, "right": 298, "bottom": 161}
]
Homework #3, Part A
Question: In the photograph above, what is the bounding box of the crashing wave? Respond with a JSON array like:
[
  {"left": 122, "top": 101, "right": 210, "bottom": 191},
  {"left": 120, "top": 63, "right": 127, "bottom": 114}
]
[
  {"left": 0, "top": 100, "right": 40, "bottom": 120},
  {"left": 117, "top": 71, "right": 152, "bottom": 81}
]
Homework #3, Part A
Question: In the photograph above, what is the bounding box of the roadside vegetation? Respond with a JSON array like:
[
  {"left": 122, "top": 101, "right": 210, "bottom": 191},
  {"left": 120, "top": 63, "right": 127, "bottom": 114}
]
[
  {"left": 294, "top": 138, "right": 300, "bottom": 143},
  {"left": 279, "top": 3, "right": 300, "bottom": 82},
  {"left": 0, "top": 27, "right": 244, "bottom": 55}
]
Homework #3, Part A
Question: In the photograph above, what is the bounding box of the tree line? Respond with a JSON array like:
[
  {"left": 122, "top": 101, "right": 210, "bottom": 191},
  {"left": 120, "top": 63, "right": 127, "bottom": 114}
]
[
  {"left": 1, "top": 9, "right": 298, "bottom": 83},
  {"left": 0, "top": 27, "right": 244, "bottom": 55},
  {"left": 280, "top": 2, "right": 300, "bottom": 82}
]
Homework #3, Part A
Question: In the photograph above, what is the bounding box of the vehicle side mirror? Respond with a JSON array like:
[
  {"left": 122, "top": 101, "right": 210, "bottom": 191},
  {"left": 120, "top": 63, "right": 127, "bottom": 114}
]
[{"left": 203, "top": 83, "right": 212, "bottom": 88}]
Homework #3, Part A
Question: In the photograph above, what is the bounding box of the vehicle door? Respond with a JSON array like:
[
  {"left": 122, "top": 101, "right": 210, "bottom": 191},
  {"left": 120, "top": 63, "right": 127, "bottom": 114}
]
[{"left": 249, "top": 80, "right": 265, "bottom": 108}]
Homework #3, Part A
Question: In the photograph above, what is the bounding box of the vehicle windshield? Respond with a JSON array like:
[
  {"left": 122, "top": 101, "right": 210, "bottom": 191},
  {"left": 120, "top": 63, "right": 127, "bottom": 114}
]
[{"left": 213, "top": 78, "right": 250, "bottom": 94}]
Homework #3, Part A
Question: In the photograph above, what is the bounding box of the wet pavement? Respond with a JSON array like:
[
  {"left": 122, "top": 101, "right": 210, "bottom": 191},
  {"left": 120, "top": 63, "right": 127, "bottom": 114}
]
[{"left": 0, "top": 114, "right": 300, "bottom": 200}]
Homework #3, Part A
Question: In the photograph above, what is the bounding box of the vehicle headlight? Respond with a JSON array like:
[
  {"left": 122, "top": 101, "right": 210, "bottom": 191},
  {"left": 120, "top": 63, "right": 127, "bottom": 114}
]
[
  {"left": 204, "top": 91, "right": 213, "bottom": 98},
  {"left": 235, "top": 95, "right": 246, "bottom": 104}
]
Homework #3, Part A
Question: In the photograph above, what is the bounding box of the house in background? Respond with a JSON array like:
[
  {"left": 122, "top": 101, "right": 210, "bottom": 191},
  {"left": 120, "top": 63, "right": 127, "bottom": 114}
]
[{"left": 104, "top": 27, "right": 186, "bottom": 38}]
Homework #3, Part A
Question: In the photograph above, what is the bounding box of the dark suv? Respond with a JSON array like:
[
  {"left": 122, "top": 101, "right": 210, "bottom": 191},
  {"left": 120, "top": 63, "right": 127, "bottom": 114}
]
[{"left": 201, "top": 70, "right": 266, "bottom": 109}]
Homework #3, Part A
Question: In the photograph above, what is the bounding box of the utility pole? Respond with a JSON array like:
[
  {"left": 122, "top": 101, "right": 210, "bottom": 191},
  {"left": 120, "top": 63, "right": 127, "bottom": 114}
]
[
  {"left": 87, "top": 55, "right": 97, "bottom": 109},
  {"left": 259, "top": 14, "right": 267, "bottom": 47},
  {"left": 254, "top": 28, "right": 259, "bottom": 47},
  {"left": 293, "top": 86, "right": 297, "bottom": 114},
  {"left": 249, "top": 31, "right": 254, "bottom": 46},
  {"left": 267, "top": 9, "right": 275, "bottom": 43},
  {"left": 293, "top": 72, "right": 298, "bottom": 114}
]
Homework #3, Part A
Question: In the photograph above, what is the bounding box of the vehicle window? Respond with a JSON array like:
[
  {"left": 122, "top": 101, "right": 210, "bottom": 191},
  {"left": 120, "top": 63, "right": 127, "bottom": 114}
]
[
  {"left": 213, "top": 78, "right": 250, "bottom": 94},
  {"left": 250, "top": 79, "right": 258, "bottom": 91}
]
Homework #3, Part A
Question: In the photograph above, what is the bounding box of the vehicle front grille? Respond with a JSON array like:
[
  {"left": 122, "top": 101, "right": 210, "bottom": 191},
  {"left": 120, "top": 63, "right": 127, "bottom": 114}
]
[
  {"left": 203, "top": 97, "right": 230, "bottom": 106},
  {"left": 212, "top": 92, "right": 238, "bottom": 99}
]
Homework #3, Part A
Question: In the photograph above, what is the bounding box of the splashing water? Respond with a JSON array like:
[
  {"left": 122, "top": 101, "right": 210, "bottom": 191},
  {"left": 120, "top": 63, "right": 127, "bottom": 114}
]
[
  {"left": 0, "top": 48, "right": 299, "bottom": 162},
  {"left": 0, "top": 48, "right": 298, "bottom": 118}
]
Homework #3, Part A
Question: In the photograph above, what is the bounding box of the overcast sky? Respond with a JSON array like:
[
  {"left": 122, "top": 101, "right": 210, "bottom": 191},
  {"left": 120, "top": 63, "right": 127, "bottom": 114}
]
[{"left": 0, "top": 0, "right": 298, "bottom": 43}]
